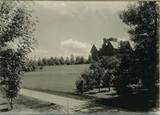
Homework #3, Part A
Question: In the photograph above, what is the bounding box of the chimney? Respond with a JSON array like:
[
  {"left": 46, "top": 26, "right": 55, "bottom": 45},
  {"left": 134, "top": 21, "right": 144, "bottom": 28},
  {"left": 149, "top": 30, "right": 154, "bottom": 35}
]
[{"left": 103, "top": 38, "right": 107, "bottom": 44}]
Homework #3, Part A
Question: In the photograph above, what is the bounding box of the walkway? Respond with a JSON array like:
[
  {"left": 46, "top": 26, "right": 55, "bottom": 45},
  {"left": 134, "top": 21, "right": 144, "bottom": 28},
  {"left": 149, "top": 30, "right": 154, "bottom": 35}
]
[{"left": 20, "top": 89, "right": 86, "bottom": 109}]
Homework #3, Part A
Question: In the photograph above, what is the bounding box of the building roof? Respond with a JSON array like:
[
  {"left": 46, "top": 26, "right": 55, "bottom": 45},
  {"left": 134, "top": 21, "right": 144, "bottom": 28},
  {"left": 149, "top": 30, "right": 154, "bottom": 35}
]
[
  {"left": 109, "top": 41, "right": 119, "bottom": 49},
  {"left": 90, "top": 44, "right": 98, "bottom": 53}
]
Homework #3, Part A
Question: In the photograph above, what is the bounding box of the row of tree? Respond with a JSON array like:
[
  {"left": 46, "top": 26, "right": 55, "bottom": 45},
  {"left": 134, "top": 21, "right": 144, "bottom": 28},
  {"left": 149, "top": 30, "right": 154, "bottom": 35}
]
[
  {"left": 22, "top": 55, "right": 92, "bottom": 72},
  {"left": 37, "top": 54, "right": 92, "bottom": 66}
]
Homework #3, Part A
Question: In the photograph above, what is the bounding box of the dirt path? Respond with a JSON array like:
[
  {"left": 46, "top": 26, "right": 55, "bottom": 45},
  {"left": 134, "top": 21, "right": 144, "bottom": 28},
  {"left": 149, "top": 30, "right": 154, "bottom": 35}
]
[{"left": 19, "top": 89, "right": 86, "bottom": 111}]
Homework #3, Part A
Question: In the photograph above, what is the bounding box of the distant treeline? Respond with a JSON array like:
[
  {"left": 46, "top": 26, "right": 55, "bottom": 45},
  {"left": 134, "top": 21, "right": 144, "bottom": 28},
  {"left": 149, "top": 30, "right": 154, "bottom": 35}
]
[{"left": 23, "top": 54, "right": 92, "bottom": 72}]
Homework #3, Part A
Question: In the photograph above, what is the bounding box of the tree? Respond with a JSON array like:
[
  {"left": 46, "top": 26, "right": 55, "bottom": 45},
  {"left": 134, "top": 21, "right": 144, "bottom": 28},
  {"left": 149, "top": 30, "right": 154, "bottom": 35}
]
[
  {"left": 115, "top": 48, "right": 135, "bottom": 96},
  {"left": 75, "top": 56, "right": 81, "bottom": 64},
  {"left": 99, "top": 56, "right": 120, "bottom": 70},
  {"left": 26, "top": 58, "right": 38, "bottom": 71},
  {"left": 54, "top": 57, "right": 61, "bottom": 65},
  {"left": 65, "top": 57, "right": 70, "bottom": 65},
  {"left": 103, "top": 70, "right": 113, "bottom": 91},
  {"left": 93, "top": 67, "right": 104, "bottom": 92},
  {"left": 49, "top": 57, "right": 55, "bottom": 65},
  {"left": 87, "top": 55, "right": 92, "bottom": 63},
  {"left": 47, "top": 58, "right": 51, "bottom": 66},
  {"left": 70, "top": 54, "right": 75, "bottom": 65},
  {"left": 0, "top": 1, "right": 38, "bottom": 109},
  {"left": 59, "top": 57, "right": 65, "bottom": 65},
  {"left": 75, "top": 77, "right": 85, "bottom": 94},
  {"left": 90, "top": 56, "right": 120, "bottom": 92},
  {"left": 38, "top": 58, "right": 44, "bottom": 66},
  {"left": 119, "top": 2, "right": 159, "bottom": 91},
  {"left": 80, "top": 56, "right": 85, "bottom": 64},
  {"left": 99, "top": 56, "right": 120, "bottom": 91},
  {"left": 81, "top": 69, "right": 95, "bottom": 90},
  {"left": 42, "top": 57, "right": 48, "bottom": 66}
]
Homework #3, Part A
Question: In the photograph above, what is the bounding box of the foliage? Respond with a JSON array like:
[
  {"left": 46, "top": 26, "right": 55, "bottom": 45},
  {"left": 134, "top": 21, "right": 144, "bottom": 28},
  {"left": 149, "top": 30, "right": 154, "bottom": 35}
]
[
  {"left": 39, "top": 66, "right": 44, "bottom": 70},
  {"left": 54, "top": 57, "right": 61, "bottom": 65},
  {"left": 76, "top": 69, "right": 94, "bottom": 94},
  {"left": 75, "top": 56, "right": 120, "bottom": 93},
  {"left": 99, "top": 56, "right": 120, "bottom": 70},
  {"left": 118, "top": 1, "right": 159, "bottom": 95},
  {"left": 0, "top": 1, "right": 38, "bottom": 109},
  {"left": 75, "top": 55, "right": 81, "bottom": 64},
  {"left": 75, "top": 77, "right": 85, "bottom": 94},
  {"left": 102, "top": 70, "right": 114, "bottom": 91},
  {"left": 23, "top": 58, "right": 38, "bottom": 72},
  {"left": 99, "top": 56, "right": 120, "bottom": 90},
  {"left": 42, "top": 57, "right": 48, "bottom": 66},
  {"left": 87, "top": 55, "right": 92, "bottom": 63},
  {"left": 80, "top": 56, "right": 85, "bottom": 64},
  {"left": 70, "top": 54, "right": 75, "bottom": 65},
  {"left": 89, "top": 61, "right": 99, "bottom": 70},
  {"left": 92, "top": 67, "right": 104, "bottom": 92},
  {"left": 0, "top": 48, "right": 26, "bottom": 109},
  {"left": 81, "top": 69, "right": 95, "bottom": 90},
  {"left": 36, "top": 55, "right": 90, "bottom": 66},
  {"left": 38, "top": 58, "right": 44, "bottom": 66},
  {"left": 60, "top": 57, "right": 65, "bottom": 65}
]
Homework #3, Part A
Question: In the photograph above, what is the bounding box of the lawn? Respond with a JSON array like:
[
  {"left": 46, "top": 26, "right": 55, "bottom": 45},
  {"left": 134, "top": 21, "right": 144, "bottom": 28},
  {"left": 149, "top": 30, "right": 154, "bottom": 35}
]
[
  {"left": 21, "top": 64, "right": 159, "bottom": 113},
  {"left": 22, "top": 64, "right": 90, "bottom": 93}
]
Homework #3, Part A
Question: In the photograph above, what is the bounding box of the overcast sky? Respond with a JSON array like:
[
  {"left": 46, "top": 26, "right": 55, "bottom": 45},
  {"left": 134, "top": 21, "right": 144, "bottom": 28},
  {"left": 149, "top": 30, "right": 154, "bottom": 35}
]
[{"left": 28, "top": 1, "right": 131, "bottom": 59}]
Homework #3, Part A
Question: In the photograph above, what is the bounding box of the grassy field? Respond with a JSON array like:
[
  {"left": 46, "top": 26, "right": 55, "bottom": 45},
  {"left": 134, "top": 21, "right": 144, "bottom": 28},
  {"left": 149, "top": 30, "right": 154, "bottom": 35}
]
[{"left": 22, "top": 64, "right": 90, "bottom": 93}]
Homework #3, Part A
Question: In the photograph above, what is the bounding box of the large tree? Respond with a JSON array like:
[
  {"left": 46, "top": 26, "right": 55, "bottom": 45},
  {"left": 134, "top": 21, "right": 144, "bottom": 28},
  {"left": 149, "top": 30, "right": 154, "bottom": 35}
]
[
  {"left": 0, "top": 1, "right": 38, "bottom": 109},
  {"left": 119, "top": 2, "right": 159, "bottom": 90}
]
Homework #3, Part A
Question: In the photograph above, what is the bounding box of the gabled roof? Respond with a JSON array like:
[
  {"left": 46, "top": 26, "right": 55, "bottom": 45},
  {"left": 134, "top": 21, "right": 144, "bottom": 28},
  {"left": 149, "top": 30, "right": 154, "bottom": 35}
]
[
  {"left": 109, "top": 41, "right": 119, "bottom": 49},
  {"left": 90, "top": 44, "right": 98, "bottom": 53}
]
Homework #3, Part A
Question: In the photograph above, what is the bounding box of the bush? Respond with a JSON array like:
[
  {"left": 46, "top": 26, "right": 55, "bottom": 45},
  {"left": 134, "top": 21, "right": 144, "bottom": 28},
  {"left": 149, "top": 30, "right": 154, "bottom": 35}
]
[
  {"left": 39, "top": 66, "right": 44, "bottom": 70},
  {"left": 92, "top": 67, "right": 104, "bottom": 92},
  {"left": 81, "top": 69, "right": 95, "bottom": 90},
  {"left": 102, "top": 71, "right": 111, "bottom": 87},
  {"left": 89, "top": 61, "right": 99, "bottom": 70},
  {"left": 75, "top": 69, "right": 95, "bottom": 93},
  {"left": 75, "top": 77, "right": 85, "bottom": 94}
]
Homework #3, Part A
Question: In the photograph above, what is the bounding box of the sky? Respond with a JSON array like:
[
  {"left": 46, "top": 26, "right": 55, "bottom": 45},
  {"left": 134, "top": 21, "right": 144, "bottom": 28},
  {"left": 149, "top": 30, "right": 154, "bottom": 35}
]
[{"left": 27, "top": 1, "right": 131, "bottom": 59}]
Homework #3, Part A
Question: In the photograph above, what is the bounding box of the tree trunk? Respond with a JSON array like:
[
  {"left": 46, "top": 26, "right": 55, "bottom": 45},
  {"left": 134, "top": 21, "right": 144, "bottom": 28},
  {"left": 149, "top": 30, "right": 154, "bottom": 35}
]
[
  {"left": 7, "top": 98, "right": 13, "bottom": 110},
  {"left": 10, "top": 98, "right": 13, "bottom": 110},
  {"left": 109, "top": 86, "right": 110, "bottom": 91},
  {"left": 98, "top": 84, "right": 100, "bottom": 92}
]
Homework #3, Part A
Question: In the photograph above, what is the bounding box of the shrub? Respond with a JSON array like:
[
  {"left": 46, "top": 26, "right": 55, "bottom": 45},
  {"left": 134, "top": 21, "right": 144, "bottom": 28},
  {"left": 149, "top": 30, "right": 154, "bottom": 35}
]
[
  {"left": 93, "top": 67, "right": 104, "bottom": 92},
  {"left": 75, "top": 77, "right": 85, "bottom": 94},
  {"left": 75, "top": 69, "right": 95, "bottom": 93},
  {"left": 81, "top": 69, "right": 95, "bottom": 90},
  {"left": 102, "top": 70, "right": 112, "bottom": 88},
  {"left": 89, "top": 61, "right": 99, "bottom": 70},
  {"left": 39, "top": 66, "right": 44, "bottom": 70}
]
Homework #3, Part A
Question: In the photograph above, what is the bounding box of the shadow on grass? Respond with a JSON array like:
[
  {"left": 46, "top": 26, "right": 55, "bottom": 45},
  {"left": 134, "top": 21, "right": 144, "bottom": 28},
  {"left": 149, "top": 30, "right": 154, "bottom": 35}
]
[
  {"left": 0, "top": 108, "right": 9, "bottom": 112},
  {"left": 0, "top": 102, "right": 8, "bottom": 105},
  {"left": 99, "top": 90, "right": 109, "bottom": 93},
  {"left": 93, "top": 87, "right": 159, "bottom": 112},
  {"left": 106, "top": 93, "right": 118, "bottom": 96},
  {"left": 86, "top": 92, "right": 97, "bottom": 95}
]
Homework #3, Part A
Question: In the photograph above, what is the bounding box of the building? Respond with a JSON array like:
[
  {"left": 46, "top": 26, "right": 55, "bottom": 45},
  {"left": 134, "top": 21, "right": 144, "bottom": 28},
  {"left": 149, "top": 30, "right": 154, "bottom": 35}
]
[{"left": 90, "top": 38, "right": 133, "bottom": 60}]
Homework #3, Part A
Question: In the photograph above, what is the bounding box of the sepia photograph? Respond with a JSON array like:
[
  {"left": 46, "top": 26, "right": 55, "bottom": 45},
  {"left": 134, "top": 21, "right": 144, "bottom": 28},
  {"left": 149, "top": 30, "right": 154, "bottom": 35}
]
[{"left": 0, "top": 1, "right": 159, "bottom": 114}]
